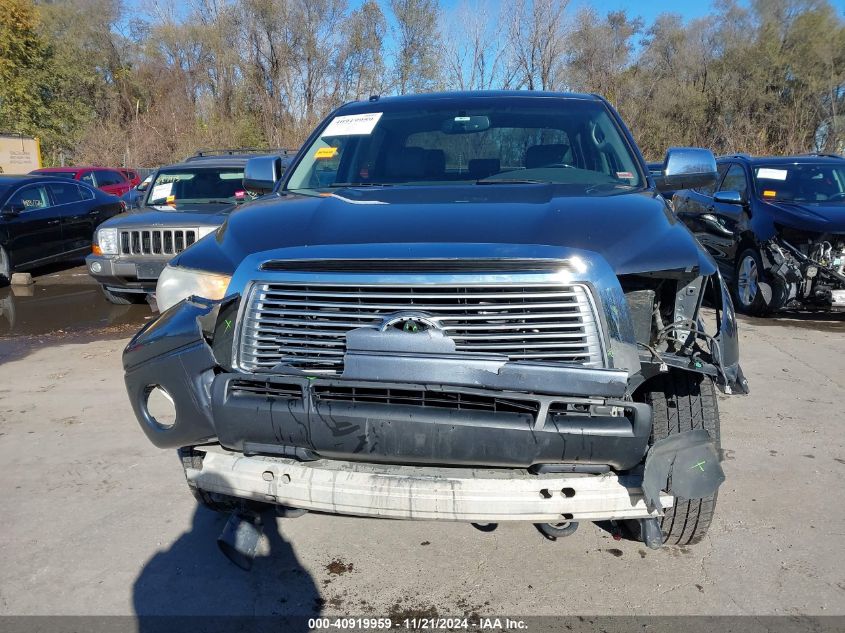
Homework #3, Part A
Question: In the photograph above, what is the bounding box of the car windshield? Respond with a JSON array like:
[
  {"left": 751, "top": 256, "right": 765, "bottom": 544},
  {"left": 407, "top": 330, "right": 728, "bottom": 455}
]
[
  {"left": 147, "top": 168, "right": 248, "bottom": 207},
  {"left": 285, "top": 97, "right": 644, "bottom": 196},
  {"left": 754, "top": 163, "right": 845, "bottom": 203}
]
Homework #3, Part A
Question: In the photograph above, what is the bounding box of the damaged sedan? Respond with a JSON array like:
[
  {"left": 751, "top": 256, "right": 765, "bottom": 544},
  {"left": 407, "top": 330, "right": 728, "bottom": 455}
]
[
  {"left": 122, "top": 91, "right": 748, "bottom": 567},
  {"left": 673, "top": 154, "right": 845, "bottom": 314}
]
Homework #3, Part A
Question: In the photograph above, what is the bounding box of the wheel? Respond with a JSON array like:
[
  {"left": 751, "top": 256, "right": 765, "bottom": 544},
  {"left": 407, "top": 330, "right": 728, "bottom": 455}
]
[
  {"left": 637, "top": 371, "right": 720, "bottom": 546},
  {"left": 0, "top": 247, "right": 11, "bottom": 284},
  {"left": 734, "top": 247, "right": 786, "bottom": 315},
  {"left": 535, "top": 521, "right": 579, "bottom": 539},
  {"left": 99, "top": 285, "right": 147, "bottom": 305}
]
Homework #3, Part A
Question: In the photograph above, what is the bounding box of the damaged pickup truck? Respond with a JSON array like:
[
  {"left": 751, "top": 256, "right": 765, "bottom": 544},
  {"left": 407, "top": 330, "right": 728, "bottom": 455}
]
[
  {"left": 673, "top": 154, "right": 845, "bottom": 314},
  {"left": 123, "top": 91, "right": 748, "bottom": 567}
]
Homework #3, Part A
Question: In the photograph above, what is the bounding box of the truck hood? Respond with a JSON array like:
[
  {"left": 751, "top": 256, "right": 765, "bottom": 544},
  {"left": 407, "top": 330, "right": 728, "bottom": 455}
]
[
  {"left": 764, "top": 200, "right": 845, "bottom": 234},
  {"left": 191, "top": 185, "right": 717, "bottom": 277},
  {"left": 101, "top": 204, "right": 231, "bottom": 229}
]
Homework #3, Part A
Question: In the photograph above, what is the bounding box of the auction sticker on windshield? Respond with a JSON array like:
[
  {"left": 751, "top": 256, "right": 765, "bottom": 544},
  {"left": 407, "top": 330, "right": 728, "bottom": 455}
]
[
  {"left": 322, "top": 112, "right": 382, "bottom": 137},
  {"left": 757, "top": 168, "right": 788, "bottom": 181},
  {"left": 151, "top": 182, "right": 173, "bottom": 200}
]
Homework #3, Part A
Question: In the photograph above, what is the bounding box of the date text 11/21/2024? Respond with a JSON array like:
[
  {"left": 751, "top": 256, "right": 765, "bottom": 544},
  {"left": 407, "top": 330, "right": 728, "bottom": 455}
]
[{"left": 308, "top": 617, "right": 528, "bottom": 630}]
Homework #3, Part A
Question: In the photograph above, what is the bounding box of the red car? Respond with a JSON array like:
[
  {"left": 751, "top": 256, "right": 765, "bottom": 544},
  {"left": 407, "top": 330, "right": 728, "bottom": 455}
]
[
  {"left": 119, "top": 168, "right": 142, "bottom": 188},
  {"left": 30, "top": 167, "right": 132, "bottom": 197}
]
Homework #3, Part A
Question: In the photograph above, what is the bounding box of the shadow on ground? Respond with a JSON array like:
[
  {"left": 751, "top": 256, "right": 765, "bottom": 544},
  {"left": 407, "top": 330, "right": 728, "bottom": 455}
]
[{"left": 133, "top": 506, "right": 320, "bottom": 630}]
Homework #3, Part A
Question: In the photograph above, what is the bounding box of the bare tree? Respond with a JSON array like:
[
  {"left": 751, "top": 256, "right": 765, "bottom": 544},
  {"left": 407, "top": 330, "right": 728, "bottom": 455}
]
[
  {"left": 441, "top": 0, "right": 508, "bottom": 90},
  {"left": 504, "top": 0, "right": 569, "bottom": 91},
  {"left": 390, "top": 0, "right": 442, "bottom": 94}
]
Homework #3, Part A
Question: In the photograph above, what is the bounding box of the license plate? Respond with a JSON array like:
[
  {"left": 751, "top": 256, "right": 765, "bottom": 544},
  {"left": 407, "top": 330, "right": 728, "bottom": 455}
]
[
  {"left": 136, "top": 262, "right": 166, "bottom": 280},
  {"left": 832, "top": 289, "right": 845, "bottom": 308}
]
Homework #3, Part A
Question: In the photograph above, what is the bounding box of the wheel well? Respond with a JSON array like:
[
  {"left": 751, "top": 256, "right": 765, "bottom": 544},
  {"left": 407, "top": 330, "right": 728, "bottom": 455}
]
[
  {"left": 632, "top": 367, "right": 706, "bottom": 403},
  {"left": 735, "top": 232, "right": 758, "bottom": 265}
]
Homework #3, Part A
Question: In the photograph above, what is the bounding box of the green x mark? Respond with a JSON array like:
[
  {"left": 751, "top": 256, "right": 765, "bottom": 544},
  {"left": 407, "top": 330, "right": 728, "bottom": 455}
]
[
  {"left": 690, "top": 460, "right": 706, "bottom": 472},
  {"left": 224, "top": 319, "right": 233, "bottom": 332}
]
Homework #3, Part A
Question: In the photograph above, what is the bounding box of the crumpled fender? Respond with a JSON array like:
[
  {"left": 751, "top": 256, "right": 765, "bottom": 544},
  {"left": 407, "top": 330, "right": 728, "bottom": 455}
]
[
  {"left": 641, "top": 429, "right": 725, "bottom": 511},
  {"left": 712, "top": 272, "right": 749, "bottom": 395}
]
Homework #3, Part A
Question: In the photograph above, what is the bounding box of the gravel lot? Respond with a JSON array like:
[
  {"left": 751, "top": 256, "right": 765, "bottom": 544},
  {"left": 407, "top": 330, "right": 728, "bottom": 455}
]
[{"left": 0, "top": 264, "right": 843, "bottom": 620}]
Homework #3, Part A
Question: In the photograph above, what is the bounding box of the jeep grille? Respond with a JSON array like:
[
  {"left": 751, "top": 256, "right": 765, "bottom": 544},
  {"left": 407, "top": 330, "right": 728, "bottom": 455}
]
[{"left": 119, "top": 228, "right": 196, "bottom": 256}]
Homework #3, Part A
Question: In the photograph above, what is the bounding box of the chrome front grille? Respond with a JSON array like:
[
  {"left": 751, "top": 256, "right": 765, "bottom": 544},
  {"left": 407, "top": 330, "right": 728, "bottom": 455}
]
[
  {"left": 119, "top": 228, "right": 196, "bottom": 256},
  {"left": 237, "top": 281, "right": 605, "bottom": 373}
]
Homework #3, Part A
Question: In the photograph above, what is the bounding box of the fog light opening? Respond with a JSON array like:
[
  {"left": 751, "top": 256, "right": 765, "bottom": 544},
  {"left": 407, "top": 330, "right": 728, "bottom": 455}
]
[
  {"left": 144, "top": 385, "right": 176, "bottom": 430},
  {"left": 90, "top": 261, "right": 102, "bottom": 274}
]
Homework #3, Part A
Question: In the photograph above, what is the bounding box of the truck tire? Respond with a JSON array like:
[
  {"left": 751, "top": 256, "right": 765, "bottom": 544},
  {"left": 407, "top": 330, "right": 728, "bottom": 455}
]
[
  {"left": 99, "top": 284, "right": 146, "bottom": 305},
  {"left": 639, "top": 371, "right": 721, "bottom": 546},
  {"left": 734, "top": 247, "right": 786, "bottom": 316}
]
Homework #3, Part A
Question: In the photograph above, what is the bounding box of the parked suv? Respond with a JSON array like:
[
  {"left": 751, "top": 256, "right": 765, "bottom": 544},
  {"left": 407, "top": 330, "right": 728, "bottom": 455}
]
[
  {"left": 87, "top": 150, "right": 294, "bottom": 304},
  {"left": 123, "top": 92, "right": 747, "bottom": 563},
  {"left": 30, "top": 166, "right": 132, "bottom": 197},
  {"left": 673, "top": 154, "right": 845, "bottom": 314}
]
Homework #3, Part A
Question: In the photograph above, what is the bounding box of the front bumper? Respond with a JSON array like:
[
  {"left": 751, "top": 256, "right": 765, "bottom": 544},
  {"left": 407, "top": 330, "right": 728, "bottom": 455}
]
[
  {"left": 86, "top": 254, "right": 166, "bottom": 293},
  {"left": 124, "top": 297, "right": 725, "bottom": 521},
  {"left": 124, "top": 299, "right": 651, "bottom": 470},
  {"left": 186, "top": 446, "right": 673, "bottom": 522}
]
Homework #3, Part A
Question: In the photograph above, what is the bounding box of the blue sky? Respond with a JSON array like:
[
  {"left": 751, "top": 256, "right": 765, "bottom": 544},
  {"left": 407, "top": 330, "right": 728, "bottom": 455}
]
[
  {"left": 129, "top": 0, "right": 845, "bottom": 30},
  {"left": 580, "top": 0, "right": 845, "bottom": 22}
]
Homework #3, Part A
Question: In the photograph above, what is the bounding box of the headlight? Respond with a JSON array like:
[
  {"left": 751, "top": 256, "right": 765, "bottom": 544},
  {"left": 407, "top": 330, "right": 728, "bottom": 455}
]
[
  {"left": 97, "top": 228, "right": 118, "bottom": 255},
  {"left": 156, "top": 264, "right": 231, "bottom": 313},
  {"left": 196, "top": 225, "right": 218, "bottom": 240}
]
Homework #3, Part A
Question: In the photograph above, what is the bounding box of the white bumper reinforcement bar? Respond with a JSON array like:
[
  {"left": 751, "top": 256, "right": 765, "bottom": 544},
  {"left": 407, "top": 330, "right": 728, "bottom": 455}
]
[{"left": 187, "top": 449, "right": 673, "bottom": 522}]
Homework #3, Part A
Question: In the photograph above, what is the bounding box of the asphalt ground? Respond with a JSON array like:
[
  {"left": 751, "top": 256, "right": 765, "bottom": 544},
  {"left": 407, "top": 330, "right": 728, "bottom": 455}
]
[{"left": 0, "top": 263, "right": 843, "bottom": 628}]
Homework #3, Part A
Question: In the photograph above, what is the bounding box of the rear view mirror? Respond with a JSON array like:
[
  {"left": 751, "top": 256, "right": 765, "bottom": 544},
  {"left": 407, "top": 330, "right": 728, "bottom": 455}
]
[
  {"left": 653, "top": 147, "right": 718, "bottom": 193},
  {"left": 1, "top": 203, "right": 25, "bottom": 217},
  {"left": 441, "top": 115, "right": 490, "bottom": 135},
  {"left": 713, "top": 190, "right": 744, "bottom": 205},
  {"left": 244, "top": 156, "right": 284, "bottom": 195}
]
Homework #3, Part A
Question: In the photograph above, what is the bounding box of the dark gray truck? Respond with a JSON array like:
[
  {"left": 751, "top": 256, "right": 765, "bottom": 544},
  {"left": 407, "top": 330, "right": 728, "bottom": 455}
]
[{"left": 121, "top": 92, "right": 748, "bottom": 567}]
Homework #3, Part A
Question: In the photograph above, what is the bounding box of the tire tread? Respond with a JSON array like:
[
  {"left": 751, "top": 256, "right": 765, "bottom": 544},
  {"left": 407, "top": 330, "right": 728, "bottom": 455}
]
[{"left": 643, "top": 371, "right": 720, "bottom": 546}]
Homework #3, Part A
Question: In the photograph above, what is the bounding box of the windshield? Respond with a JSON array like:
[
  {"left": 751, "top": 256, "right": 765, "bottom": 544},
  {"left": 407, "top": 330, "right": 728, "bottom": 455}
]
[
  {"left": 286, "top": 98, "right": 644, "bottom": 196},
  {"left": 754, "top": 163, "right": 845, "bottom": 203},
  {"left": 147, "top": 167, "right": 248, "bottom": 207}
]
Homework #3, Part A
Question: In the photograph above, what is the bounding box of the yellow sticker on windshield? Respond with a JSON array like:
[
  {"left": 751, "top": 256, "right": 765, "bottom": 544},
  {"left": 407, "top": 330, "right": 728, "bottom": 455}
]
[
  {"left": 315, "top": 146, "right": 339, "bottom": 159},
  {"left": 166, "top": 194, "right": 176, "bottom": 206},
  {"left": 762, "top": 190, "right": 777, "bottom": 198}
]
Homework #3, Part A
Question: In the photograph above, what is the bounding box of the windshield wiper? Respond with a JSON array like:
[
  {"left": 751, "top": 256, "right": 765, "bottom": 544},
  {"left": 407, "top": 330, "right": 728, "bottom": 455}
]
[
  {"left": 329, "top": 182, "right": 395, "bottom": 188},
  {"left": 475, "top": 178, "right": 549, "bottom": 185}
]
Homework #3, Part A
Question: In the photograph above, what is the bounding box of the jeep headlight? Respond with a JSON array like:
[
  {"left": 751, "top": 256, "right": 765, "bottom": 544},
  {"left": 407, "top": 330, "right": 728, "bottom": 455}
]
[
  {"left": 156, "top": 264, "right": 231, "bottom": 313},
  {"left": 97, "top": 228, "right": 118, "bottom": 255}
]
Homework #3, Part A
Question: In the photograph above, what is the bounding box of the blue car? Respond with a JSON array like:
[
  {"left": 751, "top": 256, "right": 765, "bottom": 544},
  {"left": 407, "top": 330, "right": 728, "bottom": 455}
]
[{"left": 673, "top": 153, "right": 845, "bottom": 313}]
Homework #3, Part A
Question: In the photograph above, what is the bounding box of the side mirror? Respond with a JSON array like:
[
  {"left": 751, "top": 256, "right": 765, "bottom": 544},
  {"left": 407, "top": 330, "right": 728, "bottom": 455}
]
[
  {"left": 1, "top": 203, "right": 25, "bottom": 217},
  {"left": 244, "top": 156, "right": 283, "bottom": 195},
  {"left": 653, "top": 147, "right": 718, "bottom": 194},
  {"left": 136, "top": 181, "right": 149, "bottom": 192},
  {"left": 713, "top": 190, "right": 744, "bottom": 205}
]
